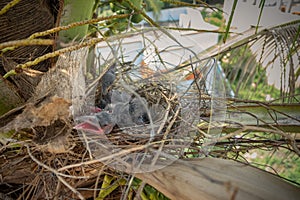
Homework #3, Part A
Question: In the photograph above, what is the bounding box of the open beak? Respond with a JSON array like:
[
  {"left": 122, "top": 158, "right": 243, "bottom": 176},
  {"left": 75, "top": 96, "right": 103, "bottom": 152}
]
[
  {"left": 74, "top": 114, "right": 114, "bottom": 135},
  {"left": 74, "top": 121, "right": 105, "bottom": 135}
]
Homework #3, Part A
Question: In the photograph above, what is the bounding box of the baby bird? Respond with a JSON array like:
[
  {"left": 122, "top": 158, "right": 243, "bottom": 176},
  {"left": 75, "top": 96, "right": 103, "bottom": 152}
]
[{"left": 95, "top": 63, "right": 116, "bottom": 109}]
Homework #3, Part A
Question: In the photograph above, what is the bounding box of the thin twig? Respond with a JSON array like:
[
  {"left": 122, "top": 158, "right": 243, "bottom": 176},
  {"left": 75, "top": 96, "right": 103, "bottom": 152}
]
[
  {"left": 26, "top": 145, "right": 85, "bottom": 200},
  {"left": 58, "top": 144, "right": 150, "bottom": 172},
  {"left": 0, "top": 39, "right": 53, "bottom": 51},
  {"left": 0, "top": 0, "right": 21, "bottom": 16}
]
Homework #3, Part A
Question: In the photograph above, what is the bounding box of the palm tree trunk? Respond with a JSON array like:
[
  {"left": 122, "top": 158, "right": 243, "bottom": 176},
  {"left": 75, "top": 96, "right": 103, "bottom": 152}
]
[{"left": 137, "top": 157, "right": 300, "bottom": 200}]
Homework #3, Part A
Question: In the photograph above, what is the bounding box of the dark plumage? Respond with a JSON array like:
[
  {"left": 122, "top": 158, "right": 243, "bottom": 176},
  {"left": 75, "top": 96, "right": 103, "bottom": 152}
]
[
  {"left": 95, "top": 63, "right": 116, "bottom": 109},
  {"left": 96, "top": 111, "right": 113, "bottom": 127},
  {"left": 75, "top": 95, "right": 160, "bottom": 135},
  {"left": 128, "top": 97, "right": 150, "bottom": 125},
  {"left": 79, "top": 65, "right": 158, "bottom": 134}
]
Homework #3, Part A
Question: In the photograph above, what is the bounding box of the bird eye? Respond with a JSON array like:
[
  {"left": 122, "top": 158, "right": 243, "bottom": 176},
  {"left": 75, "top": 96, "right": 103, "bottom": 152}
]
[
  {"left": 141, "top": 113, "right": 150, "bottom": 124},
  {"left": 135, "top": 113, "right": 149, "bottom": 125}
]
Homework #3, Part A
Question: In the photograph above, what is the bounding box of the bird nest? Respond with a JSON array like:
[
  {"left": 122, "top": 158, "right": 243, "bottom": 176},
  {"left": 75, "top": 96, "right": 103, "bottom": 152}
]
[
  {"left": 108, "top": 82, "right": 181, "bottom": 144},
  {"left": 75, "top": 69, "right": 193, "bottom": 173}
]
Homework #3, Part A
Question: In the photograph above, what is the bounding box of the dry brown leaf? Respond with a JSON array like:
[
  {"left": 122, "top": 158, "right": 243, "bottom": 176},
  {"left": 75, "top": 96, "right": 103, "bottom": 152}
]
[
  {"left": 34, "top": 96, "right": 71, "bottom": 126},
  {"left": 0, "top": 96, "right": 71, "bottom": 132}
]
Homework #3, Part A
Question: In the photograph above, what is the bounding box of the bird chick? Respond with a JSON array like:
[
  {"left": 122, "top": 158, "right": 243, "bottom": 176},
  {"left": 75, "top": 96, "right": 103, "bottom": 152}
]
[
  {"left": 95, "top": 63, "right": 116, "bottom": 109},
  {"left": 129, "top": 97, "right": 150, "bottom": 125}
]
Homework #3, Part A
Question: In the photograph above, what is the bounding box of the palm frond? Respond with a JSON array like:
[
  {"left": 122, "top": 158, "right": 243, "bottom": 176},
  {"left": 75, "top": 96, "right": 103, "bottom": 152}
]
[{"left": 201, "top": 20, "right": 300, "bottom": 99}]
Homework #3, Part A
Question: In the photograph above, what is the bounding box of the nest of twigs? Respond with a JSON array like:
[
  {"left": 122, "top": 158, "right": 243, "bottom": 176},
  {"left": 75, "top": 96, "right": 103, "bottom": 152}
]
[
  {"left": 76, "top": 71, "right": 193, "bottom": 174},
  {"left": 0, "top": 76, "right": 188, "bottom": 199},
  {"left": 108, "top": 81, "right": 181, "bottom": 145},
  {"left": 0, "top": 53, "right": 219, "bottom": 199},
  {"left": 0, "top": 128, "right": 126, "bottom": 199}
]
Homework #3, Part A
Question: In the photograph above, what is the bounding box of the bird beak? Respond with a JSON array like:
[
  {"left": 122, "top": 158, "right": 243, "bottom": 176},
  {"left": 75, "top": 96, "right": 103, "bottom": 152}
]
[
  {"left": 74, "top": 114, "right": 114, "bottom": 135},
  {"left": 90, "top": 106, "right": 102, "bottom": 113},
  {"left": 74, "top": 122, "right": 105, "bottom": 135},
  {"left": 74, "top": 115, "right": 105, "bottom": 134}
]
